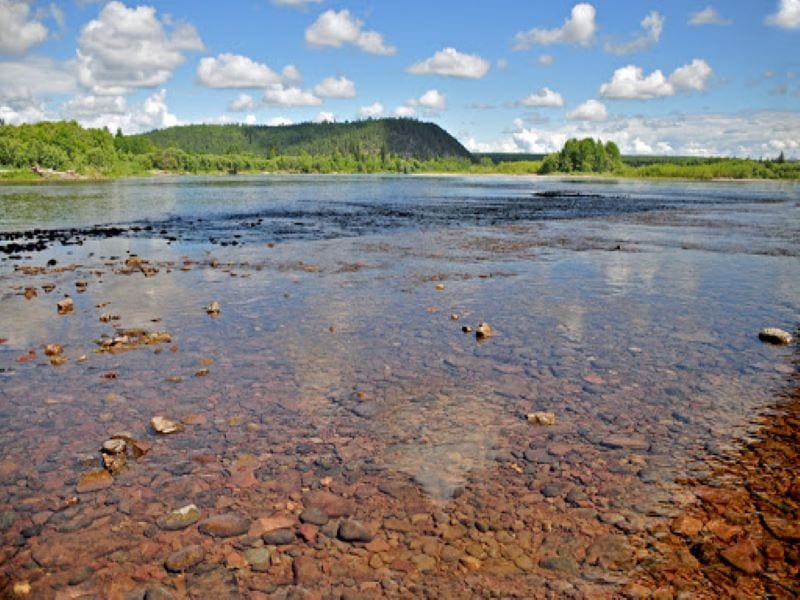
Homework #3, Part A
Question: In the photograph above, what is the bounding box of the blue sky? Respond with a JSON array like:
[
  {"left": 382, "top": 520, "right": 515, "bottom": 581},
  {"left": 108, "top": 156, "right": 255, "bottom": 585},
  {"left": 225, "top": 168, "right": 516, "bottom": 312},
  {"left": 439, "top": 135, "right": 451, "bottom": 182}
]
[{"left": 1, "top": 0, "right": 799, "bottom": 157}]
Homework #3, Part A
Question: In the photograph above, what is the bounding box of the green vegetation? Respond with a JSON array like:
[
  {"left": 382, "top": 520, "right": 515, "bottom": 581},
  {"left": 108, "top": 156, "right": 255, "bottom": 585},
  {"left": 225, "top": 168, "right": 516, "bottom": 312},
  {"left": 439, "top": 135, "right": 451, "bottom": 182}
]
[{"left": 0, "top": 121, "right": 797, "bottom": 181}]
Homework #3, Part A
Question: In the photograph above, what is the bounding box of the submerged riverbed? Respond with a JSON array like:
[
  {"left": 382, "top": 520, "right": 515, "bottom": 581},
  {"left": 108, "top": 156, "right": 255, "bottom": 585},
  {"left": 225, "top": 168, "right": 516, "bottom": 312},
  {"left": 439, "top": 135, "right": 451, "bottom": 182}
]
[{"left": 0, "top": 175, "right": 798, "bottom": 599}]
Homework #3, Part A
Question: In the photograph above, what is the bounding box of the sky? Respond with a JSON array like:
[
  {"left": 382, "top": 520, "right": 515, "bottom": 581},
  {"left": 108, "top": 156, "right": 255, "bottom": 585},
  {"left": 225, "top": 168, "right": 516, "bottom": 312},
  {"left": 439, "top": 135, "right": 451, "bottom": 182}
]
[{"left": 1, "top": 0, "right": 799, "bottom": 158}]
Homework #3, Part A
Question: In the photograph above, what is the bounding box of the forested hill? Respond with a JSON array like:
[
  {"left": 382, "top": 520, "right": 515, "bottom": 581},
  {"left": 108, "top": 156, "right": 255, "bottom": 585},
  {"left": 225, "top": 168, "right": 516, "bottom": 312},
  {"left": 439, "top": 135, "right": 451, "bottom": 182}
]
[{"left": 134, "top": 119, "right": 471, "bottom": 160}]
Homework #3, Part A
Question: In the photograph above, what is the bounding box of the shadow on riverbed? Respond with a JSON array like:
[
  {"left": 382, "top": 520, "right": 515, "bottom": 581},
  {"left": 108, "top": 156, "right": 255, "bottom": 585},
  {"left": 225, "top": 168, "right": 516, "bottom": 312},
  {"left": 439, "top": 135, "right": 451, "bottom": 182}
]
[{"left": 633, "top": 335, "right": 799, "bottom": 598}]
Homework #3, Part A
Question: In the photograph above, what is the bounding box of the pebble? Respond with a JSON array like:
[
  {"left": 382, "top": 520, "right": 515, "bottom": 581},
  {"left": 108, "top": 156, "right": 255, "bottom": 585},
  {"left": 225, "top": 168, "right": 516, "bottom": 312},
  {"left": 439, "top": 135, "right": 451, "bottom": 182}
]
[
  {"left": 538, "top": 556, "right": 579, "bottom": 575},
  {"left": 527, "top": 412, "right": 556, "bottom": 426},
  {"left": 206, "top": 301, "right": 221, "bottom": 316},
  {"left": 476, "top": 322, "right": 494, "bottom": 339},
  {"left": 263, "top": 528, "right": 295, "bottom": 545},
  {"left": 338, "top": 520, "right": 373, "bottom": 543},
  {"left": 44, "top": 344, "right": 63, "bottom": 357},
  {"left": 150, "top": 416, "right": 183, "bottom": 434},
  {"left": 244, "top": 548, "right": 271, "bottom": 572},
  {"left": 758, "top": 327, "right": 792, "bottom": 345},
  {"left": 157, "top": 504, "right": 201, "bottom": 531},
  {"left": 57, "top": 297, "right": 74, "bottom": 315},
  {"left": 719, "top": 539, "right": 762, "bottom": 575},
  {"left": 76, "top": 469, "right": 113, "bottom": 493},
  {"left": 300, "top": 506, "right": 329, "bottom": 526},
  {"left": 198, "top": 514, "right": 250, "bottom": 538},
  {"left": 101, "top": 438, "right": 127, "bottom": 455},
  {"left": 164, "top": 545, "right": 205, "bottom": 572}
]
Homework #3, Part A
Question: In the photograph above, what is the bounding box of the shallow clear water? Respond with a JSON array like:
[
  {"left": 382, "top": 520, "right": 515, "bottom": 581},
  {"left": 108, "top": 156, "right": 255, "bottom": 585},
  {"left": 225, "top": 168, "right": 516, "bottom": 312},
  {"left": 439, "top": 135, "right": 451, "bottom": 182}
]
[{"left": 0, "top": 175, "right": 798, "bottom": 598}]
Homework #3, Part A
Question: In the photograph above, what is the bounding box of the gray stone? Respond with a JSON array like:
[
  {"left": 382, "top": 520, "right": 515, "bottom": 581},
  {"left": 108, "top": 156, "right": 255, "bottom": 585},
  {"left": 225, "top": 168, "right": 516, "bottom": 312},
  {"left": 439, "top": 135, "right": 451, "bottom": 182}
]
[
  {"left": 165, "top": 545, "right": 205, "bottom": 572},
  {"left": 338, "top": 520, "right": 373, "bottom": 543},
  {"left": 539, "top": 556, "right": 579, "bottom": 575},
  {"left": 758, "top": 327, "right": 792, "bottom": 345},
  {"left": 157, "top": 504, "right": 201, "bottom": 531},
  {"left": 263, "top": 528, "right": 295, "bottom": 545},
  {"left": 299, "top": 506, "right": 328, "bottom": 526}
]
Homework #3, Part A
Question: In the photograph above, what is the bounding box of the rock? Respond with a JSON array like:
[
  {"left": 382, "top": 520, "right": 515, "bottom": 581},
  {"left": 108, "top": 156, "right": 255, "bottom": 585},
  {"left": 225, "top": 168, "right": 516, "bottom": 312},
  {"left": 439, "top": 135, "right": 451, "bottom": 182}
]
[
  {"left": 151, "top": 416, "right": 183, "bottom": 434},
  {"left": 462, "top": 325, "right": 473, "bottom": 333},
  {"left": 671, "top": 515, "right": 703, "bottom": 537},
  {"left": 299, "top": 506, "right": 329, "bottom": 526},
  {"left": 157, "top": 504, "right": 201, "bottom": 531},
  {"left": 57, "top": 297, "right": 74, "bottom": 315},
  {"left": 164, "top": 545, "right": 205, "bottom": 572},
  {"left": 0, "top": 511, "right": 16, "bottom": 531},
  {"left": 303, "top": 489, "right": 355, "bottom": 518},
  {"left": 338, "top": 520, "right": 373, "bottom": 543},
  {"left": 435, "top": 283, "right": 445, "bottom": 291},
  {"left": 44, "top": 344, "right": 63, "bottom": 357},
  {"left": 144, "top": 585, "right": 175, "bottom": 600},
  {"left": 76, "top": 469, "right": 113, "bottom": 493},
  {"left": 49, "top": 356, "right": 68, "bottom": 367},
  {"left": 24, "top": 287, "right": 37, "bottom": 300},
  {"left": 719, "top": 539, "right": 762, "bottom": 575},
  {"left": 527, "top": 412, "right": 555, "bottom": 426},
  {"left": 102, "top": 453, "right": 127, "bottom": 475},
  {"left": 600, "top": 435, "right": 649, "bottom": 451},
  {"left": 538, "top": 556, "right": 579, "bottom": 575},
  {"left": 198, "top": 514, "right": 250, "bottom": 538},
  {"left": 293, "top": 556, "right": 321, "bottom": 584},
  {"left": 12, "top": 582, "right": 31, "bottom": 596},
  {"left": 206, "top": 301, "right": 221, "bottom": 316},
  {"left": 263, "top": 528, "right": 295, "bottom": 545},
  {"left": 411, "top": 554, "right": 436, "bottom": 571},
  {"left": 101, "top": 438, "right": 127, "bottom": 455},
  {"left": 130, "top": 440, "right": 152, "bottom": 459},
  {"left": 440, "top": 545, "right": 460, "bottom": 563},
  {"left": 476, "top": 322, "right": 494, "bottom": 339},
  {"left": 450, "top": 314, "right": 459, "bottom": 321},
  {"left": 460, "top": 556, "right": 481, "bottom": 570},
  {"left": 244, "top": 548, "right": 271, "bottom": 572},
  {"left": 758, "top": 327, "right": 792, "bottom": 345},
  {"left": 67, "top": 566, "right": 95, "bottom": 586},
  {"left": 250, "top": 514, "right": 295, "bottom": 536},
  {"left": 298, "top": 523, "right": 318, "bottom": 543}
]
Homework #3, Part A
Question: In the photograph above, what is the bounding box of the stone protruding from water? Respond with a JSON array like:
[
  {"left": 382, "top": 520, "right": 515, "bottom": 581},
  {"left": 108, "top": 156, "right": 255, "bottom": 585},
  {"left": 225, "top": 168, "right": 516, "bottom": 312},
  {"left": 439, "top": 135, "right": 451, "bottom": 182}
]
[{"left": 758, "top": 327, "right": 792, "bottom": 345}]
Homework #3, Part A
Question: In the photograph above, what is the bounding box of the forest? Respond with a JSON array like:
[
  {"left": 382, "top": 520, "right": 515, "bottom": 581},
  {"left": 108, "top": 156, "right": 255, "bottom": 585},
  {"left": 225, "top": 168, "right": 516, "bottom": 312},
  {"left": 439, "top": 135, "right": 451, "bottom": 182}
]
[{"left": 0, "top": 120, "right": 797, "bottom": 181}]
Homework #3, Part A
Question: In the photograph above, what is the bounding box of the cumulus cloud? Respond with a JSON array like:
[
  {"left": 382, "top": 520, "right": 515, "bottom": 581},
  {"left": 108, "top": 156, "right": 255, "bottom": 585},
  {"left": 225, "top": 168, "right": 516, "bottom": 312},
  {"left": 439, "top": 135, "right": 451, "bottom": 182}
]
[
  {"left": 0, "top": 0, "right": 49, "bottom": 54},
  {"left": 600, "top": 59, "right": 712, "bottom": 99},
  {"left": 0, "top": 56, "right": 76, "bottom": 104},
  {"left": 464, "top": 111, "right": 800, "bottom": 159},
  {"left": 513, "top": 3, "right": 596, "bottom": 50},
  {"left": 419, "top": 89, "right": 447, "bottom": 109},
  {"left": 305, "top": 9, "right": 395, "bottom": 55},
  {"left": 688, "top": 6, "right": 732, "bottom": 26},
  {"left": 520, "top": 87, "right": 565, "bottom": 107},
  {"left": 228, "top": 93, "right": 257, "bottom": 112},
  {"left": 538, "top": 54, "right": 555, "bottom": 66},
  {"left": 266, "top": 116, "right": 293, "bottom": 126},
  {"left": 604, "top": 11, "right": 664, "bottom": 54},
  {"left": 313, "top": 111, "right": 336, "bottom": 123},
  {"left": 407, "top": 47, "right": 490, "bottom": 79},
  {"left": 76, "top": 1, "right": 203, "bottom": 95},
  {"left": 766, "top": 0, "right": 800, "bottom": 29},
  {"left": 358, "top": 102, "right": 384, "bottom": 118},
  {"left": 394, "top": 105, "right": 416, "bottom": 118},
  {"left": 58, "top": 88, "right": 178, "bottom": 133},
  {"left": 263, "top": 83, "right": 321, "bottom": 106},
  {"left": 197, "top": 53, "right": 288, "bottom": 88},
  {"left": 567, "top": 99, "right": 608, "bottom": 121},
  {"left": 313, "top": 75, "right": 356, "bottom": 98}
]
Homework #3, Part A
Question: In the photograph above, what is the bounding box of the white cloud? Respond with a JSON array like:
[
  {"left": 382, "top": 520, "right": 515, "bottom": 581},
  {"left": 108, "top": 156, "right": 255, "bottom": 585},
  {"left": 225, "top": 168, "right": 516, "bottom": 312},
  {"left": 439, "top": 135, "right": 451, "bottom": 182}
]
[
  {"left": 465, "top": 111, "right": 800, "bottom": 159},
  {"left": 0, "top": 56, "right": 76, "bottom": 104},
  {"left": 688, "top": 6, "right": 732, "bottom": 26},
  {"left": 567, "top": 99, "right": 608, "bottom": 121},
  {"left": 766, "top": 0, "right": 800, "bottom": 29},
  {"left": 196, "top": 53, "right": 286, "bottom": 88},
  {"left": 407, "top": 47, "right": 490, "bottom": 79},
  {"left": 313, "top": 75, "right": 356, "bottom": 98},
  {"left": 419, "top": 89, "right": 447, "bottom": 109},
  {"left": 313, "top": 111, "right": 336, "bottom": 123},
  {"left": 604, "top": 11, "right": 664, "bottom": 55},
  {"left": 669, "top": 58, "right": 713, "bottom": 92},
  {"left": 266, "top": 116, "right": 293, "bottom": 126},
  {"left": 0, "top": 0, "right": 49, "bottom": 54},
  {"left": 229, "top": 93, "right": 256, "bottom": 112},
  {"left": 76, "top": 1, "right": 203, "bottom": 95},
  {"left": 305, "top": 9, "right": 395, "bottom": 55},
  {"left": 394, "top": 105, "right": 416, "bottom": 118},
  {"left": 537, "top": 54, "right": 554, "bottom": 66},
  {"left": 59, "top": 88, "right": 178, "bottom": 133},
  {"left": 358, "top": 102, "right": 384, "bottom": 118},
  {"left": 0, "top": 101, "right": 47, "bottom": 125},
  {"left": 244, "top": 114, "right": 257, "bottom": 125},
  {"left": 263, "top": 84, "right": 321, "bottom": 106},
  {"left": 514, "top": 3, "right": 596, "bottom": 50},
  {"left": 600, "top": 59, "right": 712, "bottom": 99},
  {"left": 282, "top": 65, "right": 302, "bottom": 82},
  {"left": 272, "top": 0, "right": 322, "bottom": 7},
  {"left": 520, "top": 87, "right": 565, "bottom": 107}
]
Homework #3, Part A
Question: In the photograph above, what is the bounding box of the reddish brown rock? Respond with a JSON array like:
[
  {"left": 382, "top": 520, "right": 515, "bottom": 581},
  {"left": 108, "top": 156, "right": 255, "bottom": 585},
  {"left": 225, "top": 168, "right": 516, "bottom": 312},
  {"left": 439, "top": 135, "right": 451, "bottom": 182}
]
[
  {"left": 76, "top": 469, "right": 113, "bottom": 493},
  {"left": 293, "top": 556, "right": 321, "bottom": 585},
  {"left": 164, "top": 545, "right": 205, "bottom": 572},
  {"left": 719, "top": 539, "right": 762, "bottom": 575},
  {"left": 198, "top": 514, "right": 250, "bottom": 538},
  {"left": 303, "top": 489, "right": 355, "bottom": 518},
  {"left": 671, "top": 515, "right": 704, "bottom": 537}
]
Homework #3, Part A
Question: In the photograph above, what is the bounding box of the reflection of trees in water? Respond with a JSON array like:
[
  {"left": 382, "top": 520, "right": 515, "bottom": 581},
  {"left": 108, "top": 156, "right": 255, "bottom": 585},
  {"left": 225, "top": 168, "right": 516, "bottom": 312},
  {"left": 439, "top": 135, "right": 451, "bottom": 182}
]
[{"left": 634, "top": 337, "right": 799, "bottom": 597}]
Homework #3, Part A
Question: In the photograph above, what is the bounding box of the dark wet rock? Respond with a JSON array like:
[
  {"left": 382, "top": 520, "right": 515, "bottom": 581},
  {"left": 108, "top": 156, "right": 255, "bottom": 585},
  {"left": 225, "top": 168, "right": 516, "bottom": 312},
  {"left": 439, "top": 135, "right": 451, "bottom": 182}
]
[
  {"left": 539, "top": 556, "right": 579, "bottom": 575},
  {"left": 338, "top": 520, "right": 373, "bottom": 543},
  {"left": 263, "top": 528, "right": 295, "bottom": 545},
  {"left": 199, "top": 514, "right": 250, "bottom": 538},
  {"left": 157, "top": 504, "right": 201, "bottom": 531},
  {"left": 67, "top": 566, "right": 94, "bottom": 586},
  {"left": 299, "top": 506, "right": 328, "bottom": 526},
  {"left": 165, "top": 545, "right": 205, "bottom": 572},
  {"left": 758, "top": 327, "right": 792, "bottom": 345}
]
